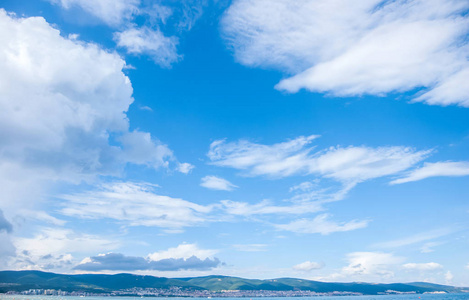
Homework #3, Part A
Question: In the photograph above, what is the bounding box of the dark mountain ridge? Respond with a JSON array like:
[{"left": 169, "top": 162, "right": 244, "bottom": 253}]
[{"left": 0, "top": 270, "right": 467, "bottom": 295}]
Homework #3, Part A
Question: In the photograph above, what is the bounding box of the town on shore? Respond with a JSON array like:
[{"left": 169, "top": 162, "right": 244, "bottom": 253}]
[{"left": 4, "top": 287, "right": 442, "bottom": 297}]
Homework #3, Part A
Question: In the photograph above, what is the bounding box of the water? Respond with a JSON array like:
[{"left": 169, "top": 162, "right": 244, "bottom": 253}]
[{"left": 1, "top": 294, "right": 468, "bottom": 300}]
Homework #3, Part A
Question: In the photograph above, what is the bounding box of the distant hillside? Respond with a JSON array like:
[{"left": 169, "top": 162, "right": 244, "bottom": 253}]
[{"left": 0, "top": 270, "right": 466, "bottom": 295}]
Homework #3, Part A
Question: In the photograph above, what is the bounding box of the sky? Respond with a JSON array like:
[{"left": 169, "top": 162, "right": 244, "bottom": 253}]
[{"left": 0, "top": 0, "right": 469, "bottom": 287}]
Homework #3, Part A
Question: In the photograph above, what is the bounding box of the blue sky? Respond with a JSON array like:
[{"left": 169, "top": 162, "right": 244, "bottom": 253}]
[{"left": 0, "top": 0, "right": 469, "bottom": 286}]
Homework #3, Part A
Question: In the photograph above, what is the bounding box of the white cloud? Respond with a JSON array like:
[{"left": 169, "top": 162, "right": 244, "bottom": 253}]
[
  {"left": 0, "top": 11, "right": 186, "bottom": 212},
  {"left": 342, "top": 252, "right": 404, "bottom": 278},
  {"left": 221, "top": 198, "right": 322, "bottom": 216},
  {"left": 222, "top": 0, "right": 469, "bottom": 107},
  {"left": 420, "top": 242, "right": 443, "bottom": 253},
  {"left": 289, "top": 180, "right": 318, "bottom": 192},
  {"left": 178, "top": 162, "right": 195, "bottom": 174},
  {"left": 200, "top": 175, "right": 238, "bottom": 191},
  {"left": 17, "top": 210, "right": 66, "bottom": 226},
  {"left": 59, "top": 182, "right": 214, "bottom": 230},
  {"left": 445, "top": 271, "right": 454, "bottom": 283},
  {"left": 293, "top": 261, "right": 324, "bottom": 272},
  {"left": 372, "top": 228, "right": 453, "bottom": 249},
  {"left": 275, "top": 213, "right": 369, "bottom": 235},
  {"left": 221, "top": 183, "right": 353, "bottom": 216},
  {"left": 403, "top": 262, "right": 443, "bottom": 271},
  {"left": 390, "top": 161, "right": 469, "bottom": 184},
  {"left": 148, "top": 243, "right": 218, "bottom": 261},
  {"left": 466, "top": 263, "right": 469, "bottom": 270},
  {"left": 208, "top": 135, "right": 430, "bottom": 182},
  {"left": 49, "top": 0, "right": 139, "bottom": 26},
  {"left": 114, "top": 26, "right": 180, "bottom": 68},
  {"left": 12, "top": 227, "right": 119, "bottom": 271},
  {"left": 232, "top": 244, "right": 268, "bottom": 252},
  {"left": 118, "top": 130, "right": 174, "bottom": 169}
]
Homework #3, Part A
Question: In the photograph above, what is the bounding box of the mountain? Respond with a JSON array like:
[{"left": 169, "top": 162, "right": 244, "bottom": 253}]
[{"left": 0, "top": 270, "right": 466, "bottom": 295}]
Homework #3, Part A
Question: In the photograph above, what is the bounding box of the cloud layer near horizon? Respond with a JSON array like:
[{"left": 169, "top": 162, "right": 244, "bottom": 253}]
[{"left": 75, "top": 253, "right": 221, "bottom": 271}]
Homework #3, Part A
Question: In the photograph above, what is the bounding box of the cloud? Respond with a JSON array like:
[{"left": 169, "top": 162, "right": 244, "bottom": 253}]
[
  {"left": 275, "top": 213, "right": 369, "bottom": 235},
  {"left": 390, "top": 161, "right": 469, "bottom": 184},
  {"left": 11, "top": 227, "right": 119, "bottom": 271},
  {"left": 445, "top": 271, "right": 454, "bottom": 284},
  {"left": 59, "top": 182, "right": 214, "bottom": 230},
  {"left": 49, "top": 0, "right": 140, "bottom": 26},
  {"left": 289, "top": 181, "right": 318, "bottom": 192},
  {"left": 114, "top": 26, "right": 180, "bottom": 68},
  {"left": 293, "top": 261, "right": 324, "bottom": 272},
  {"left": 232, "top": 244, "right": 268, "bottom": 252},
  {"left": 0, "top": 11, "right": 187, "bottom": 212},
  {"left": 222, "top": 0, "right": 469, "bottom": 107},
  {"left": 75, "top": 252, "right": 221, "bottom": 271},
  {"left": 0, "top": 232, "right": 16, "bottom": 264},
  {"left": 118, "top": 130, "right": 174, "bottom": 169},
  {"left": 221, "top": 183, "right": 352, "bottom": 217},
  {"left": 147, "top": 243, "right": 218, "bottom": 261},
  {"left": 178, "top": 162, "right": 195, "bottom": 174},
  {"left": 372, "top": 228, "right": 453, "bottom": 249},
  {"left": 402, "top": 262, "right": 443, "bottom": 271},
  {"left": 200, "top": 175, "right": 238, "bottom": 191},
  {"left": 0, "top": 209, "right": 13, "bottom": 233},
  {"left": 420, "top": 242, "right": 443, "bottom": 253},
  {"left": 208, "top": 136, "right": 429, "bottom": 182},
  {"left": 341, "top": 252, "right": 405, "bottom": 278}
]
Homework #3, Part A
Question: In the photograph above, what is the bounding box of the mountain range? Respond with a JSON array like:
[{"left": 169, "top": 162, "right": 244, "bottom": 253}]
[{"left": 0, "top": 270, "right": 467, "bottom": 295}]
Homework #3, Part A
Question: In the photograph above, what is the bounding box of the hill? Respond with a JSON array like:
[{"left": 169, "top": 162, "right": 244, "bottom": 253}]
[{"left": 0, "top": 270, "right": 466, "bottom": 295}]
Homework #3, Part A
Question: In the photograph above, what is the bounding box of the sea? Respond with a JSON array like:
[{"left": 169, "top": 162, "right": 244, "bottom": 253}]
[{"left": 1, "top": 295, "right": 468, "bottom": 300}]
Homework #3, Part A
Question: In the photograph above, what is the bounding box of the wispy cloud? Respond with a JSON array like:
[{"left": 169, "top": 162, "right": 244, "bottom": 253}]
[
  {"left": 222, "top": 0, "right": 469, "bottom": 107},
  {"left": 293, "top": 261, "right": 324, "bottom": 272},
  {"left": 274, "top": 213, "right": 369, "bottom": 235},
  {"left": 390, "top": 161, "right": 469, "bottom": 184},
  {"left": 208, "top": 135, "right": 430, "bottom": 182},
  {"left": 59, "top": 182, "right": 215, "bottom": 231},
  {"left": 200, "top": 175, "right": 238, "bottom": 191},
  {"left": 402, "top": 262, "right": 443, "bottom": 271},
  {"left": 232, "top": 244, "right": 268, "bottom": 252},
  {"left": 49, "top": 0, "right": 139, "bottom": 26},
  {"left": 372, "top": 228, "right": 454, "bottom": 249},
  {"left": 114, "top": 27, "right": 181, "bottom": 68}
]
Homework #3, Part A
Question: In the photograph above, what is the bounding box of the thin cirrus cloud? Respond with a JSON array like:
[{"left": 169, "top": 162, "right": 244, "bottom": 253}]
[
  {"left": 390, "top": 161, "right": 469, "bottom": 184},
  {"left": 59, "top": 182, "right": 215, "bottom": 231},
  {"left": 114, "top": 26, "right": 181, "bottom": 68},
  {"left": 222, "top": 0, "right": 469, "bottom": 107},
  {"left": 200, "top": 175, "right": 238, "bottom": 191},
  {"left": 220, "top": 183, "right": 353, "bottom": 217},
  {"left": 50, "top": 0, "right": 208, "bottom": 67},
  {"left": 371, "top": 228, "right": 454, "bottom": 249},
  {"left": 293, "top": 261, "right": 324, "bottom": 272},
  {"left": 402, "top": 262, "right": 443, "bottom": 271},
  {"left": 48, "top": 0, "right": 139, "bottom": 26},
  {"left": 274, "top": 213, "right": 370, "bottom": 235},
  {"left": 208, "top": 135, "right": 431, "bottom": 182}
]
